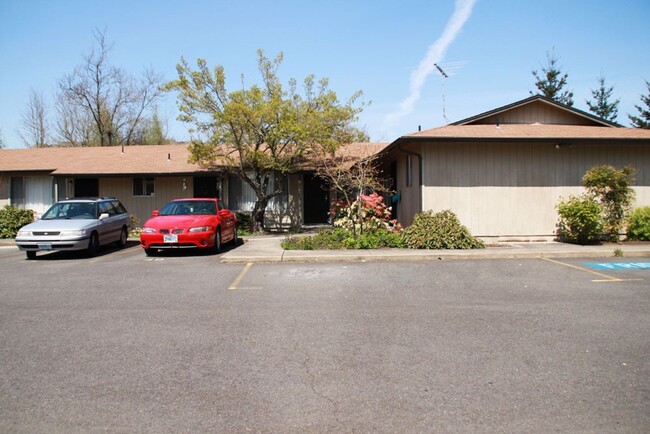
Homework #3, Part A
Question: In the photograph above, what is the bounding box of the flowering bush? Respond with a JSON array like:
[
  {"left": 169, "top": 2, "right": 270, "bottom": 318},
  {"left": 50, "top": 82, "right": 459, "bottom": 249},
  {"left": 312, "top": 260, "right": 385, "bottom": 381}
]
[{"left": 332, "top": 193, "right": 402, "bottom": 234}]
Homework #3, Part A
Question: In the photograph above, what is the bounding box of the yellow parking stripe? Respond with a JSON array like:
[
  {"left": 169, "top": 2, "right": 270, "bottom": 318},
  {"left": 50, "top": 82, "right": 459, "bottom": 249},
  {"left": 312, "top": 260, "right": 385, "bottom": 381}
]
[
  {"left": 541, "top": 258, "right": 642, "bottom": 283},
  {"left": 229, "top": 262, "right": 254, "bottom": 290}
]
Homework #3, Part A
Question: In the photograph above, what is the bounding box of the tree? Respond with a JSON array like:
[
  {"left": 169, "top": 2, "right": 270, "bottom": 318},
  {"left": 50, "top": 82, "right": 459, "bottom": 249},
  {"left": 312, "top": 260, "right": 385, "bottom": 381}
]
[
  {"left": 586, "top": 75, "right": 620, "bottom": 122},
  {"left": 582, "top": 165, "right": 636, "bottom": 242},
  {"left": 628, "top": 80, "right": 650, "bottom": 129},
  {"left": 0, "top": 128, "right": 5, "bottom": 149},
  {"left": 314, "top": 145, "right": 387, "bottom": 237},
  {"left": 56, "top": 28, "right": 163, "bottom": 146},
  {"left": 530, "top": 49, "right": 574, "bottom": 106},
  {"left": 164, "top": 50, "right": 367, "bottom": 231},
  {"left": 18, "top": 88, "right": 50, "bottom": 148}
]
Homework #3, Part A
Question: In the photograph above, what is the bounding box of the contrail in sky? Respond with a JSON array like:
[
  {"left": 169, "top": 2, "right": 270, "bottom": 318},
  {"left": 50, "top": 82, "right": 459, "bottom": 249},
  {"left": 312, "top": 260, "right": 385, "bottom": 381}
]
[{"left": 386, "top": 0, "right": 477, "bottom": 127}]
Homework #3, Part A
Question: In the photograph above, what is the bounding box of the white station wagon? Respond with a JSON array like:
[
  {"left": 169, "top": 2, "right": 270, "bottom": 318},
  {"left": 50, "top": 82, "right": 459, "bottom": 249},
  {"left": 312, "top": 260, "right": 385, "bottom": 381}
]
[{"left": 15, "top": 197, "right": 130, "bottom": 259}]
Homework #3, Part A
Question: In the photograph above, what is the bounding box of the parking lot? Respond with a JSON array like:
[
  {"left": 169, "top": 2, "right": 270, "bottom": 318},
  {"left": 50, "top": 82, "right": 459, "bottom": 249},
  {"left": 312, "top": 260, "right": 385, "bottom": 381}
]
[{"left": 0, "top": 244, "right": 648, "bottom": 432}]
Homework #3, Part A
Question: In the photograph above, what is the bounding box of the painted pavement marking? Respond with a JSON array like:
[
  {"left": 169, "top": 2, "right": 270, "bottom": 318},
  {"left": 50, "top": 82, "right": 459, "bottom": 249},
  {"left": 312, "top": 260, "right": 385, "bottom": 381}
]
[
  {"left": 542, "top": 258, "right": 643, "bottom": 283},
  {"left": 228, "top": 262, "right": 261, "bottom": 290},
  {"left": 583, "top": 262, "right": 650, "bottom": 271}
]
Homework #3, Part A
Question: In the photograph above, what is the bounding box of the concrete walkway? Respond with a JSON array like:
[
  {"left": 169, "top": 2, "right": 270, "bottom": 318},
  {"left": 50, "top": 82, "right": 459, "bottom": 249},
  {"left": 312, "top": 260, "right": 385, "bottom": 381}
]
[{"left": 221, "top": 235, "right": 650, "bottom": 263}]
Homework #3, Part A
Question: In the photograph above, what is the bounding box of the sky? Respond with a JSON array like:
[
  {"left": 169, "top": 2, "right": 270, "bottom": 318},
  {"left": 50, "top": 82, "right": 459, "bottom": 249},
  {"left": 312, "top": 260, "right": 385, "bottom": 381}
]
[{"left": 1, "top": 0, "right": 649, "bottom": 148}]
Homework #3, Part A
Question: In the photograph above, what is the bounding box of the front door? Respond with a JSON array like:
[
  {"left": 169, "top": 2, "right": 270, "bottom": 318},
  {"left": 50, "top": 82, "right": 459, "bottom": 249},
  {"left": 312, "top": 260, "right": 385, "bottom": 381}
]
[
  {"left": 194, "top": 176, "right": 219, "bottom": 198},
  {"left": 303, "top": 174, "right": 329, "bottom": 224},
  {"left": 74, "top": 178, "right": 99, "bottom": 197}
]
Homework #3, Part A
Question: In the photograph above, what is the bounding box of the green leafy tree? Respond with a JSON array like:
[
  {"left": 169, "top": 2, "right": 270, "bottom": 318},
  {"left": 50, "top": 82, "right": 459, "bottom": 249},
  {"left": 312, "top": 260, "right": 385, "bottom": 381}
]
[
  {"left": 586, "top": 75, "right": 620, "bottom": 122},
  {"left": 531, "top": 49, "right": 574, "bottom": 106},
  {"left": 164, "top": 50, "right": 367, "bottom": 231},
  {"left": 628, "top": 80, "right": 650, "bottom": 129},
  {"left": 582, "top": 165, "right": 636, "bottom": 241}
]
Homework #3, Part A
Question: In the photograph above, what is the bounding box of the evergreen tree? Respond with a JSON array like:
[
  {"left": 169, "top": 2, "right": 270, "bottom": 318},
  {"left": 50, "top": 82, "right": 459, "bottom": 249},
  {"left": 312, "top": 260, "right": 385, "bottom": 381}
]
[
  {"left": 531, "top": 49, "right": 574, "bottom": 106},
  {"left": 586, "top": 75, "right": 620, "bottom": 122},
  {"left": 628, "top": 80, "right": 650, "bottom": 129}
]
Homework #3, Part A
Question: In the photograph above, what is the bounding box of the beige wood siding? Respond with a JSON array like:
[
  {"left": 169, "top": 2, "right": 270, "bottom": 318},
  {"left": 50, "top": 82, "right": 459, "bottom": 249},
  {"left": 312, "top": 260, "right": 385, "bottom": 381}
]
[
  {"left": 418, "top": 142, "right": 650, "bottom": 238},
  {"left": 477, "top": 101, "right": 597, "bottom": 126},
  {"left": 99, "top": 176, "right": 190, "bottom": 226},
  {"left": 393, "top": 153, "right": 421, "bottom": 226}
]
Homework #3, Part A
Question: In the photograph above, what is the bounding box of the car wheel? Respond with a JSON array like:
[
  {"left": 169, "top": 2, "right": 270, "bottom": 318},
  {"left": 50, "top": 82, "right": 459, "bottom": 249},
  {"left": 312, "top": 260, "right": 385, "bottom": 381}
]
[
  {"left": 213, "top": 228, "right": 222, "bottom": 253},
  {"left": 145, "top": 248, "right": 157, "bottom": 256},
  {"left": 26, "top": 251, "right": 36, "bottom": 260},
  {"left": 117, "top": 227, "right": 128, "bottom": 248},
  {"left": 86, "top": 232, "right": 99, "bottom": 257}
]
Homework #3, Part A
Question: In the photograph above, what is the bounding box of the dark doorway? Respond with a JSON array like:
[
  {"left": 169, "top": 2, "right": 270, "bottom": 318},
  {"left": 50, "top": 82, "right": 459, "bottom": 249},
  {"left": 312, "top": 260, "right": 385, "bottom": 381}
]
[
  {"left": 303, "top": 174, "right": 329, "bottom": 224},
  {"left": 194, "top": 176, "right": 219, "bottom": 198},
  {"left": 74, "top": 178, "right": 99, "bottom": 197}
]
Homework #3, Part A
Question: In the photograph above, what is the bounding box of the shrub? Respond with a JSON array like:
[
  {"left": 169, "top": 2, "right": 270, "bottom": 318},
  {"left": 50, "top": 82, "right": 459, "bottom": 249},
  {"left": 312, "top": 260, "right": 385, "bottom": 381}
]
[
  {"left": 582, "top": 165, "right": 636, "bottom": 241},
  {"left": 235, "top": 211, "right": 253, "bottom": 235},
  {"left": 556, "top": 194, "right": 603, "bottom": 245},
  {"left": 333, "top": 193, "right": 402, "bottom": 235},
  {"left": 628, "top": 206, "right": 650, "bottom": 241},
  {"left": 129, "top": 214, "right": 141, "bottom": 237},
  {"left": 401, "top": 210, "right": 485, "bottom": 250},
  {"left": 281, "top": 227, "right": 404, "bottom": 250},
  {"left": 0, "top": 205, "right": 35, "bottom": 238}
]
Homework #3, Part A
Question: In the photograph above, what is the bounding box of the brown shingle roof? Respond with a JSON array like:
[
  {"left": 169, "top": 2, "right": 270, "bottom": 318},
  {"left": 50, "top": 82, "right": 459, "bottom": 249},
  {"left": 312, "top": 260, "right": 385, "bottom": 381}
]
[
  {"left": 0, "top": 144, "right": 205, "bottom": 175},
  {"left": 405, "top": 124, "right": 650, "bottom": 141},
  {"left": 0, "top": 142, "right": 389, "bottom": 175}
]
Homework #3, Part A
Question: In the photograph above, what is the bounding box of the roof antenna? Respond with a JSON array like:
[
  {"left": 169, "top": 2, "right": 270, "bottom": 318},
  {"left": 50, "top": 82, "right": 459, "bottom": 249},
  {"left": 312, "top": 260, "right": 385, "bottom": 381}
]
[{"left": 434, "top": 63, "right": 449, "bottom": 124}]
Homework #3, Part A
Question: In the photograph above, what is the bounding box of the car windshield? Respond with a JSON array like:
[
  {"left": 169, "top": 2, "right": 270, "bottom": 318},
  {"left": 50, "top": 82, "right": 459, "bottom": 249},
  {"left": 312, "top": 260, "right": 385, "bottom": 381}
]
[
  {"left": 159, "top": 200, "right": 216, "bottom": 216},
  {"left": 41, "top": 202, "right": 98, "bottom": 220}
]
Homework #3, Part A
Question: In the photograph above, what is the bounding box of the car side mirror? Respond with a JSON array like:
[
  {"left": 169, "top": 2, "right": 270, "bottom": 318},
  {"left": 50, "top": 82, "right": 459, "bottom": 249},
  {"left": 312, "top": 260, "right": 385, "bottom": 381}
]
[
  {"left": 218, "top": 210, "right": 230, "bottom": 217},
  {"left": 99, "top": 213, "right": 110, "bottom": 220},
  {"left": 152, "top": 210, "right": 160, "bottom": 216}
]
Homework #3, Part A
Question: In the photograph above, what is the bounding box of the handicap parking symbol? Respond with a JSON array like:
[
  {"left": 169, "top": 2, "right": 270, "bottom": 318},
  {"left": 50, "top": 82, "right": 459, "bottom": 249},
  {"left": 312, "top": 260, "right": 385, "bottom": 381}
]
[{"left": 584, "top": 262, "right": 650, "bottom": 270}]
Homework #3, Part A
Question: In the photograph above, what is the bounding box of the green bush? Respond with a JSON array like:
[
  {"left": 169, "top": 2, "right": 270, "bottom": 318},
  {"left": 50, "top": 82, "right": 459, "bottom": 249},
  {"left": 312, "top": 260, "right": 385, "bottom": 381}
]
[
  {"left": 281, "top": 227, "right": 404, "bottom": 250},
  {"left": 0, "top": 205, "right": 35, "bottom": 238},
  {"left": 582, "top": 165, "right": 636, "bottom": 242},
  {"left": 628, "top": 206, "right": 650, "bottom": 241},
  {"left": 401, "top": 210, "right": 485, "bottom": 250},
  {"left": 235, "top": 211, "right": 253, "bottom": 235},
  {"left": 556, "top": 194, "right": 603, "bottom": 245}
]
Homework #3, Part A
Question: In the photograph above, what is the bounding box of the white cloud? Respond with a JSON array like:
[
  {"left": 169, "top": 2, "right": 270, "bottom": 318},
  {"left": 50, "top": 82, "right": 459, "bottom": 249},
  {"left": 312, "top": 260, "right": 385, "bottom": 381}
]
[{"left": 385, "top": 0, "right": 477, "bottom": 129}]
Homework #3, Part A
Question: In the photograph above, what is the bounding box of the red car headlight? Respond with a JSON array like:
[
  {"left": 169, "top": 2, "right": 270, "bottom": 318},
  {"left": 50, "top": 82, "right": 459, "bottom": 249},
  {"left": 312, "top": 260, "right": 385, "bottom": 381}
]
[
  {"left": 189, "top": 226, "right": 213, "bottom": 233},
  {"left": 141, "top": 227, "right": 157, "bottom": 234}
]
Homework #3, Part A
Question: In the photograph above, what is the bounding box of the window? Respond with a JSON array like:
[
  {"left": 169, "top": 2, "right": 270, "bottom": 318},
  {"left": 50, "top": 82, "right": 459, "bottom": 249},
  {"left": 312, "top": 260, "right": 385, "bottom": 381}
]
[{"left": 133, "top": 177, "right": 155, "bottom": 196}]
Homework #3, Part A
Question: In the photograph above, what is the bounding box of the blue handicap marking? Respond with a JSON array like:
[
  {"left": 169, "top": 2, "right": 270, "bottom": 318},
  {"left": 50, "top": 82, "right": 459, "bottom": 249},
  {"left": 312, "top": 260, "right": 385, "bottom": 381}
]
[{"left": 584, "top": 262, "right": 650, "bottom": 270}]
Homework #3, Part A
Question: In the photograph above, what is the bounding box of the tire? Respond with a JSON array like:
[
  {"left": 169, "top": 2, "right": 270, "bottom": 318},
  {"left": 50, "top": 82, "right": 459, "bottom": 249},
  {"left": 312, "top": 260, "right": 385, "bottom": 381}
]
[
  {"left": 116, "top": 227, "right": 128, "bottom": 248},
  {"left": 26, "top": 251, "right": 36, "bottom": 260},
  {"left": 213, "top": 228, "right": 222, "bottom": 253},
  {"left": 145, "top": 248, "right": 157, "bottom": 257},
  {"left": 86, "top": 232, "right": 99, "bottom": 257}
]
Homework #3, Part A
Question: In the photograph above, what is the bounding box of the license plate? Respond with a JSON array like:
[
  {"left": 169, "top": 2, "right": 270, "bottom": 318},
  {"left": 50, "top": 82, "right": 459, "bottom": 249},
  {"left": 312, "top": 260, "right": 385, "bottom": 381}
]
[
  {"left": 38, "top": 243, "right": 53, "bottom": 250},
  {"left": 163, "top": 234, "right": 178, "bottom": 243}
]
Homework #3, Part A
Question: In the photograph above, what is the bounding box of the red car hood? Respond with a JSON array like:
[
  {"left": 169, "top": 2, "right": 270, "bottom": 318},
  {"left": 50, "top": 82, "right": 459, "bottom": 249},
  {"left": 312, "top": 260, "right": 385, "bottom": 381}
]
[{"left": 143, "top": 215, "right": 217, "bottom": 229}]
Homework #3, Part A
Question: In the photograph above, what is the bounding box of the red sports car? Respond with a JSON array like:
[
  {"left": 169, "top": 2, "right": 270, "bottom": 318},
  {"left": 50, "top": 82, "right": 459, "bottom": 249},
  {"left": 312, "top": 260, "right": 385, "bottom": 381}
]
[{"left": 140, "top": 198, "right": 237, "bottom": 255}]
